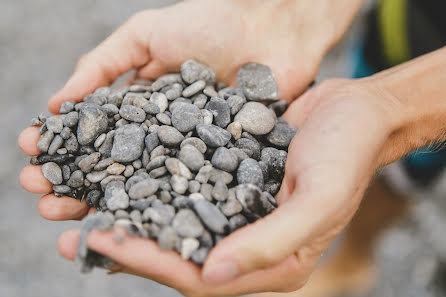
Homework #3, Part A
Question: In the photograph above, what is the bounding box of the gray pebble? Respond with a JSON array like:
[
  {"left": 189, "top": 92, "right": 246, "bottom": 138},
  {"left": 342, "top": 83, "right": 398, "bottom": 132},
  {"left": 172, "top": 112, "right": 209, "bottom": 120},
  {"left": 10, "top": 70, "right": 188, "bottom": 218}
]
[
  {"left": 181, "top": 238, "right": 200, "bottom": 260},
  {"left": 129, "top": 199, "right": 152, "bottom": 212},
  {"left": 86, "top": 170, "right": 109, "bottom": 183},
  {"left": 226, "top": 121, "right": 242, "bottom": 140},
  {"left": 128, "top": 179, "right": 160, "bottom": 199},
  {"left": 235, "top": 184, "right": 275, "bottom": 219},
  {"left": 170, "top": 175, "right": 189, "bottom": 194},
  {"left": 151, "top": 74, "right": 182, "bottom": 92},
  {"left": 229, "top": 147, "right": 249, "bottom": 163},
  {"left": 98, "top": 131, "right": 115, "bottom": 158},
  {"left": 47, "top": 135, "right": 64, "bottom": 155},
  {"left": 158, "top": 226, "right": 178, "bottom": 250},
  {"left": 130, "top": 210, "right": 142, "bottom": 223},
  {"left": 205, "top": 97, "right": 231, "bottom": 128},
  {"left": 200, "top": 109, "right": 213, "bottom": 125},
  {"left": 94, "top": 157, "right": 114, "bottom": 171},
  {"left": 123, "top": 165, "right": 135, "bottom": 177},
  {"left": 235, "top": 138, "right": 261, "bottom": 160},
  {"left": 115, "top": 210, "right": 130, "bottom": 220},
  {"left": 119, "top": 105, "right": 146, "bottom": 123},
  {"left": 146, "top": 155, "right": 167, "bottom": 171},
  {"left": 100, "top": 175, "right": 126, "bottom": 191},
  {"left": 181, "top": 59, "right": 216, "bottom": 84},
  {"left": 93, "top": 133, "right": 106, "bottom": 149},
  {"left": 200, "top": 183, "right": 213, "bottom": 201},
  {"left": 266, "top": 120, "right": 297, "bottom": 147},
  {"left": 227, "top": 95, "right": 246, "bottom": 115},
  {"left": 149, "top": 166, "right": 167, "bottom": 178},
  {"left": 41, "top": 162, "right": 63, "bottom": 185},
  {"left": 144, "top": 132, "right": 159, "bottom": 154},
  {"left": 150, "top": 145, "right": 166, "bottom": 159},
  {"left": 268, "top": 100, "right": 288, "bottom": 116},
  {"left": 211, "top": 147, "right": 238, "bottom": 172},
  {"left": 179, "top": 145, "right": 204, "bottom": 172},
  {"left": 237, "top": 158, "right": 264, "bottom": 189},
  {"left": 46, "top": 117, "right": 63, "bottom": 133},
  {"left": 172, "top": 209, "right": 204, "bottom": 238},
  {"left": 261, "top": 147, "right": 287, "bottom": 179},
  {"left": 62, "top": 165, "right": 71, "bottom": 181},
  {"left": 63, "top": 111, "right": 79, "bottom": 128},
  {"left": 193, "top": 199, "right": 229, "bottom": 234},
  {"left": 59, "top": 101, "right": 75, "bottom": 114},
  {"left": 182, "top": 80, "right": 206, "bottom": 97},
  {"left": 188, "top": 180, "right": 201, "bottom": 193},
  {"left": 111, "top": 124, "right": 145, "bottom": 163},
  {"left": 104, "top": 181, "right": 129, "bottom": 211},
  {"left": 149, "top": 92, "right": 168, "bottom": 113},
  {"left": 209, "top": 167, "right": 233, "bottom": 184},
  {"left": 196, "top": 124, "right": 231, "bottom": 147},
  {"left": 220, "top": 197, "right": 243, "bottom": 217},
  {"left": 37, "top": 130, "right": 54, "bottom": 153},
  {"left": 171, "top": 103, "right": 202, "bottom": 132},
  {"left": 143, "top": 103, "right": 161, "bottom": 115},
  {"left": 78, "top": 152, "right": 101, "bottom": 173},
  {"left": 100, "top": 103, "right": 119, "bottom": 116},
  {"left": 77, "top": 103, "right": 108, "bottom": 145},
  {"left": 212, "top": 180, "right": 229, "bottom": 202},
  {"left": 85, "top": 190, "right": 101, "bottom": 207},
  {"left": 157, "top": 125, "right": 184, "bottom": 147},
  {"left": 106, "top": 163, "right": 126, "bottom": 175},
  {"left": 60, "top": 127, "right": 71, "bottom": 140},
  {"left": 156, "top": 113, "right": 171, "bottom": 125},
  {"left": 195, "top": 165, "right": 212, "bottom": 184},
  {"left": 66, "top": 170, "right": 84, "bottom": 188},
  {"left": 165, "top": 158, "right": 192, "bottom": 179},
  {"left": 192, "top": 93, "right": 208, "bottom": 109},
  {"left": 237, "top": 62, "right": 279, "bottom": 101},
  {"left": 203, "top": 85, "right": 218, "bottom": 97},
  {"left": 181, "top": 137, "right": 207, "bottom": 154},
  {"left": 159, "top": 190, "right": 172, "bottom": 203},
  {"left": 234, "top": 102, "right": 276, "bottom": 135},
  {"left": 143, "top": 204, "right": 175, "bottom": 225},
  {"left": 229, "top": 214, "right": 248, "bottom": 231},
  {"left": 191, "top": 247, "right": 209, "bottom": 265}
]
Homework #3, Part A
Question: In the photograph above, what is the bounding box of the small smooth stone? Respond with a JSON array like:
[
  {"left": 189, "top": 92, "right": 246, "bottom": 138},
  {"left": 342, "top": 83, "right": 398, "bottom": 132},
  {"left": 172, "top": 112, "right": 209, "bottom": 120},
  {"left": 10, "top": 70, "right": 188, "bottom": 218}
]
[
  {"left": 149, "top": 166, "right": 167, "bottom": 178},
  {"left": 94, "top": 133, "right": 106, "bottom": 149},
  {"left": 100, "top": 103, "right": 119, "bottom": 116},
  {"left": 218, "top": 86, "right": 244, "bottom": 99},
  {"left": 128, "top": 179, "right": 160, "bottom": 199},
  {"left": 227, "top": 122, "right": 242, "bottom": 140},
  {"left": 59, "top": 101, "right": 75, "bottom": 114},
  {"left": 268, "top": 100, "right": 288, "bottom": 116},
  {"left": 100, "top": 175, "right": 126, "bottom": 191},
  {"left": 66, "top": 170, "right": 84, "bottom": 188},
  {"left": 41, "top": 162, "right": 63, "bottom": 185},
  {"left": 180, "top": 137, "right": 207, "bottom": 154},
  {"left": 193, "top": 199, "right": 229, "bottom": 234},
  {"left": 227, "top": 95, "right": 246, "bottom": 115},
  {"left": 143, "top": 205, "right": 175, "bottom": 225},
  {"left": 266, "top": 120, "right": 297, "bottom": 147},
  {"left": 129, "top": 199, "right": 152, "bottom": 212},
  {"left": 178, "top": 145, "right": 204, "bottom": 172},
  {"left": 60, "top": 127, "right": 71, "bottom": 140},
  {"left": 85, "top": 190, "right": 101, "bottom": 207},
  {"left": 211, "top": 147, "right": 238, "bottom": 172},
  {"left": 195, "top": 165, "right": 212, "bottom": 184},
  {"left": 171, "top": 175, "right": 188, "bottom": 194},
  {"left": 37, "top": 130, "right": 54, "bottom": 153},
  {"left": 188, "top": 180, "right": 201, "bottom": 193},
  {"left": 77, "top": 103, "right": 108, "bottom": 145},
  {"left": 196, "top": 124, "right": 231, "bottom": 147},
  {"left": 192, "top": 94, "right": 208, "bottom": 109},
  {"left": 46, "top": 117, "right": 63, "bottom": 133},
  {"left": 237, "top": 62, "right": 279, "bottom": 101},
  {"left": 94, "top": 158, "right": 114, "bottom": 171},
  {"left": 78, "top": 152, "right": 101, "bottom": 173},
  {"left": 159, "top": 190, "right": 172, "bottom": 203},
  {"left": 181, "top": 59, "right": 216, "bottom": 84},
  {"left": 166, "top": 88, "right": 181, "bottom": 101},
  {"left": 172, "top": 196, "right": 193, "bottom": 209},
  {"left": 220, "top": 197, "right": 243, "bottom": 217},
  {"left": 200, "top": 183, "right": 213, "bottom": 201},
  {"left": 209, "top": 168, "right": 233, "bottom": 184},
  {"left": 132, "top": 159, "right": 142, "bottom": 169},
  {"left": 130, "top": 210, "right": 142, "bottom": 223},
  {"left": 111, "top": 124, "right": 145, "bottom": 163},
  {"left": 144, "top": 132, "right": 159, "bottom": 154},
  {"left": 149, "top": 92, "right": 168, "bottom": 113},
  {"left": 151, "top": 74, "right": 182, "bottom": 91},
  {"left": 98, "top": 131, "right": 115, "bottom": 157},
  {"left": 191, "top": 248, "right": 209, "bottom": 265},
  {"left": 229, "top": 147, "right": 249, "bottom": 163},
  {"left": 104, "top": 181, "right": 129, "bottom": 211},
  {"left": 62, "top": 165, "right": 71, "bottom": 181},
  {"left": 205, "top": 97, "right": 231, "bottom": 128},
  {"left": 200, "top": 109, "right": 213, "bottom": 125},
  {"left": 235, "top": 184, "right": 275, "bottom": 218},
  {"left": 158, "top": 226, "right": 178, "bottom": 250},
  {"left": 146, "top": 156, "right": 167, "bottom": 171},
  {"left": 119, "top": 105, "right": 146, "bottom": 123},
  {"left": 115, "top": 210, "right": 130, "bottom": 220},
  {"left": 106, "top": 163, "right": 126, "bottom": 175},
  {"left": 65, "top": 135, "right": 80, "bottom": 154},
  {"left": 143, "top": 103, "right": 161, "bottom": 115},
  {"left": 234, "top": 102, "right": 276, "bottom": 135},
  {"left": 181, "top": 238, "right": 200, "bottom": 260},
  {"left": 47, "top": 135, "right": 64, "bottom": 155},
  {"left": 156, "top": 113, "right": 171, "bottom": 125},
  {"left": 203, "top": 85, "right": 218, "bottom": 97},
  {"left": 63, "top": 111, "right": 79, "bottom": 128},
  {"left": 150, "top": 145, "right": 166, "bottom": 159},
  {"left": 189, "top": 193, "right": 205, "bottom": 201},
  {"left": 157, "top": 126, "right": 184, "bottom": 147},
  {"left": 172, "top": 209, "right": 204, "bottom": 238},
  {"left": 182, "top": 80, "right": 206, "bottom": 97},
  {"left": 86, "top": 170, "right": 109, "bottom": 183},
  {"left": 237, "top": 158, "right": 264, "bottom": 189},
  {"left": 235, "top": 138, "right": 261, "bottom": 160},
  {"left": 229, "top": 214, "right": 248, "bottom": 231},
  {"left": 123, "top": 165, "right": 134, "bottom": 177},
  {"left": 171, "top": 103, "right": 202, "bottom": 132},
  {"left": 165, "top": 158, "right": 192, "bottom": 179},
  {"left": 261, "top": 147, "right": 287, "bottom": 179},
  {"left": 212, "top": 180, "right": 229, "bottom": 202}
]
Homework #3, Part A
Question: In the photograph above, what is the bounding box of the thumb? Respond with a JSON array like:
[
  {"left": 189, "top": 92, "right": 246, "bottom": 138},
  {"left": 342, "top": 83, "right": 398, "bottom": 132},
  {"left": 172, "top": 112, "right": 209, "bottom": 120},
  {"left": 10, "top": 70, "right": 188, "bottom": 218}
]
[{"left": 48, "top": 11, "right": 153, "bottom": 114}]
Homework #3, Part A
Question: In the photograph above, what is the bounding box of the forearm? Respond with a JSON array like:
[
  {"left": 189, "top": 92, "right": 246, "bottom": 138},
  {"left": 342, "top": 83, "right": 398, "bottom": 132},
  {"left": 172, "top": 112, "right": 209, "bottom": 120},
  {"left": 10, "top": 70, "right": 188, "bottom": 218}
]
[{"left": 369, "top": 46, "right": 446, "bottom": 159}]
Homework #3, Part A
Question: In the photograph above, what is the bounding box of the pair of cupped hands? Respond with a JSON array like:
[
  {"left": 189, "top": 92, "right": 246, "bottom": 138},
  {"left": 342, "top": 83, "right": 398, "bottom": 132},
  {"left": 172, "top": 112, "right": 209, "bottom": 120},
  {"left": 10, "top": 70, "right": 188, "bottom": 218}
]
[{"left": 17, "top": 1, "right": 405, "bottom": 296}]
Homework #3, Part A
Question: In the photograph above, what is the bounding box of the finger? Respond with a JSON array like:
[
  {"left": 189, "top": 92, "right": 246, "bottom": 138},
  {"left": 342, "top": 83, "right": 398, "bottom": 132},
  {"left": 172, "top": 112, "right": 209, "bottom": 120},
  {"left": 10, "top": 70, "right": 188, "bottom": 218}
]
[
  {"left": 137, "top": 59, "right": 169, "bottom": 80},
  {"left": 18, "top": 126, "right": 41, "bottom": 156},
  {"left": 48, "top": 12, "right": 152, "bottom": 113},
  {"left": 20, "top": 165, "right": 52, "bottom": 194},
  {"left": 38, "top": 194, "right": 89, "bottom": 221}
]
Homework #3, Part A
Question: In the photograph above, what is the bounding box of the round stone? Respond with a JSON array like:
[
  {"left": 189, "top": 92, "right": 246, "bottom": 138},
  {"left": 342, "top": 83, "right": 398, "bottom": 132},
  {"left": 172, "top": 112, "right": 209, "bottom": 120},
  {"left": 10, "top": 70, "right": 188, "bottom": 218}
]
[
  {"left": 172, "top": 209, "right": 205, "bottom": 238},
  {"left": 157, "top": 126, "right": 184, "bottom": 147},
  {"left": 180, "top": 137, "right": 207, "bottom": 154},
  {"left": 237, "top": 158, "right": 264, "bottom": 189},
  {"left": 111, "top": 124, "right": 145, "bottom": 163},
  {"left": 119, "top": 105, "right": 146, "bottom": 123},
  {"left": 211, "top": 147, "right": 238, "bottom": 172},
  {"left": 149, "top": 92, "right": 168, "bottom": 113},
  {"left": 171, "top": 103, "right": 202, "bottom": 132},
  {"left": 181, "top": 59, "right": 216, "bottom": 84},
  {"left": 266, "top": 120, "right": 297, "bottom": 147},
  {"left": 237, "top": 62, "right": 280, "bottom": 101},
  {"left": 178, "top": 145, "right": 204, "bottom": 172},
  {"left": 41, "top": 162, "right": 63, "bottom": 185},
  {"left": 234, "top": 102, "right": 276, "bottom": 135}
]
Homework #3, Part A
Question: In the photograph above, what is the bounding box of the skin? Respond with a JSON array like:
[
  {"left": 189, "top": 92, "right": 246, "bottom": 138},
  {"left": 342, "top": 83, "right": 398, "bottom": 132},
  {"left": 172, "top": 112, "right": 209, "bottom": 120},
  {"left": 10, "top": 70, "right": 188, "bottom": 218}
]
[{"left": 18, "top": 0, "right": 446, "bottom": 296}]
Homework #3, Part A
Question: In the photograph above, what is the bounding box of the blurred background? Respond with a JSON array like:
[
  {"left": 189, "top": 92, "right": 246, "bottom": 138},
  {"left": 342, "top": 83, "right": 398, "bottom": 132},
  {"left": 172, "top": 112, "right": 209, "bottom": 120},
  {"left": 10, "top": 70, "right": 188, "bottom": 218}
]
[{"left": 2, "top": 0, "right": 444, "bottom": 297}]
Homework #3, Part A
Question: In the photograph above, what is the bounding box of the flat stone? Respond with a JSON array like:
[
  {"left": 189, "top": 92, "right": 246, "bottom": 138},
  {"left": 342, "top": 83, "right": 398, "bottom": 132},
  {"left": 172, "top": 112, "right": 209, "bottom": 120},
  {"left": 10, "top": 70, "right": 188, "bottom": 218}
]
[
  {"left": 211, "top": 147, "right": 238, "bottom": 172},
  {"left": 104, "top": 181, "right": 129, "bottom": 211},
  {"left": 77, "top": 103, "right": 108, "bottom": 145},
  {"left": 237, "top": 62, "right": 279, "bottom": 101},
  {"left": 205, "top": 97, "right": 231, "bottom": 128},
  {"left": 193, "top": 199, "right": 230, "bottom": 234},
  {"left": 94, "top": 157, "right": 114, "bottom": 171},
  {"left": 86, "top": 170, "right": 109, "bottom": 183},
  {"left": 234, "top": 102, "right": 276, "bottom": 135},
  {"left": 106, "top": 163, "right": 126, "bottom": 175},
  {"left": 237, "top": 158, "right": 264, "bottom": 189},
  {"left": 181, "top": 59, "right": 216, "bottom": 84},
  {"left": 128, "top": 179, "right": 160, "bottom": 199},
  {"left": 266, "top": 119, "right": 297, "bottom": 147},
  {"left": 196, "top": 124, "right": 231, "bottom": 147},
  {"left": 157, "top": 126, "right": 184, "bottom": 147},
  {"left": 37, "top": 130, "right": 54, "bottom": 153},
  {"left": 171, "top": 103, "right": 202, "bottom": 132},
  {"left": 119, "top": 105, "right": 146, "bottom": 123},
  {"left": 111, "top": 124, "right": 145, "bottom": 163},
  {"left": 41, "top": 162, "right": 62, "bottom": 185},
  {"left": 178, "top": 145, "right": 204, "bottom": 172},
  {"left": 172, "top": 209, "right": 205, "bottom": 238}
]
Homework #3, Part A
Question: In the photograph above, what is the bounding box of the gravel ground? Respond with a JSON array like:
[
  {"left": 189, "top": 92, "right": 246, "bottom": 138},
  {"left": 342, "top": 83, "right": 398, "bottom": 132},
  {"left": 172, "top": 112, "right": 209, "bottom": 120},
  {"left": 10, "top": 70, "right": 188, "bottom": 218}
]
[{"left": 0, "top": 1, "right": 356, "bottom": 297}]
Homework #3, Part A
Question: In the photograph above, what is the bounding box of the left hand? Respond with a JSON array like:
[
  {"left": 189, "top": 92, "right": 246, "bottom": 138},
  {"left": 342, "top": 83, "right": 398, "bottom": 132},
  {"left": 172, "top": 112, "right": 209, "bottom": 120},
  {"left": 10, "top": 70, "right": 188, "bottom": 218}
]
[{"left": 56, "top": 78, "right": 404, "bottom": 297}]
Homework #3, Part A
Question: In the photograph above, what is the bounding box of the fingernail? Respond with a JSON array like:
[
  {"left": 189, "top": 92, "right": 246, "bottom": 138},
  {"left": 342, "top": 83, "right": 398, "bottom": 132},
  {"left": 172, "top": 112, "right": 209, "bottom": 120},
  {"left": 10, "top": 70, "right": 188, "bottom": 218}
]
[{"left": 203, "top": 261, "right": 238, "bottom": 285}]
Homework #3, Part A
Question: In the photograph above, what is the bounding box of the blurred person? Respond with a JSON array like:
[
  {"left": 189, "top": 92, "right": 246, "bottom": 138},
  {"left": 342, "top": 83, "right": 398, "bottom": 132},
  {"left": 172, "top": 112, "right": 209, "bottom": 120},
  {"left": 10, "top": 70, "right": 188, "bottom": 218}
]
[{"left": 17, "top": 0, "right": 446, "bottom": 296}]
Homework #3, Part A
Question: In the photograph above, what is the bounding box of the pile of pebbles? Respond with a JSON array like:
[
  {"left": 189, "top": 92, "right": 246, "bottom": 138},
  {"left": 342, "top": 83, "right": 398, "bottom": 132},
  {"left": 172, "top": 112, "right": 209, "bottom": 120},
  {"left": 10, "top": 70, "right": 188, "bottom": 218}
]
[{"left": 29, "top": 60, "right": 297, "bottom": 271}]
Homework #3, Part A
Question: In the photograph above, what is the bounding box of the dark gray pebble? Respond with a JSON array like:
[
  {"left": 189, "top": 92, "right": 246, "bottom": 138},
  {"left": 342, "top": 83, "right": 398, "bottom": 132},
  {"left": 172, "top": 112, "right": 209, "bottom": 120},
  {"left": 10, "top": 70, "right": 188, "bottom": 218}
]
[
  {"left": 111, "top": 124, "right": 145, "bottom": 163},
  {"left": 193, "top": 199, "right": 229, "bottom": 234},
  {"left": 196, "top": 124, "right": 231, "bottom": 147}
]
